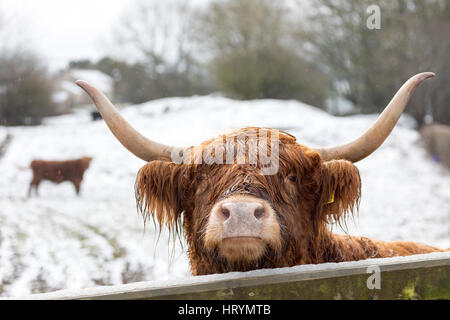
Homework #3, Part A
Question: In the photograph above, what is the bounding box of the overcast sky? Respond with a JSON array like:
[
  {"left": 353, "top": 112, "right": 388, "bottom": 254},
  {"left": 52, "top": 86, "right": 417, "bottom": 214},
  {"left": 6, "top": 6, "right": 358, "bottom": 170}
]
[
  {"left": 1, "top": 0, "right": 303, "bottom": 73},
  {"left": 1, "top": 0, "right": 141, "bottom": 71}
]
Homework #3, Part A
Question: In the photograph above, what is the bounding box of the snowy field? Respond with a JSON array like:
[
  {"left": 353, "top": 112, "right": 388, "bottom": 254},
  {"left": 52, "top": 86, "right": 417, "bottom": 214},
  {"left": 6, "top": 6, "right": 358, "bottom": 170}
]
[{"left": 0, "top": 95, "right": 449, "bottom": 297}]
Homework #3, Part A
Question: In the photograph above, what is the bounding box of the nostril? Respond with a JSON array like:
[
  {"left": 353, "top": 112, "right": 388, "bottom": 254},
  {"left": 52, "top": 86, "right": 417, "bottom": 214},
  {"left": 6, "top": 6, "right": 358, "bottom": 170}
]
[
  {"left": 254, "top": 207, "right": 265, "bottom": 219},
  {"left": 221, "top": 207, "right": 230, "bottom": 220}
]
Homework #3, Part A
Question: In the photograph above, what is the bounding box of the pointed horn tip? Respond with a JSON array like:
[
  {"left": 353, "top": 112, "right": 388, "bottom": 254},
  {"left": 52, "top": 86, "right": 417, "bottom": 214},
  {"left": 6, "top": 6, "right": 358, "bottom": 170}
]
[
  {"left": 74, "top": 80, "right": 100, "bottom": 103},
  {"left": 417, "top": 72, "right": 435, "bottom": 81},
  {"left": 407, "top": 72, "right": 435, "bottom": 89},
  {"left": 75, "top": 80, "right": 90, "bottom": 90}
]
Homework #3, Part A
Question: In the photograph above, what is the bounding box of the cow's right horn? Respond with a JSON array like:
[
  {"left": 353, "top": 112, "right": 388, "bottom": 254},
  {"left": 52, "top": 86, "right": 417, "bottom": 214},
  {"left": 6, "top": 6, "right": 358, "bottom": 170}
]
[
  {"left": 315, "top": 72, "right": 435, "bottom": 163},
  {"left": 76, "top": 80, "right": 182, "bottom": 162}
]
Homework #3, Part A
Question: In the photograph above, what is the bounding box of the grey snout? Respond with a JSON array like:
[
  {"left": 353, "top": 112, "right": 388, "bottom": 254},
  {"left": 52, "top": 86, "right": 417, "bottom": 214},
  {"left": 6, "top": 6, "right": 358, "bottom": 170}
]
[{"left": 219, "top": 202, "right": 266, "bottom": 239}]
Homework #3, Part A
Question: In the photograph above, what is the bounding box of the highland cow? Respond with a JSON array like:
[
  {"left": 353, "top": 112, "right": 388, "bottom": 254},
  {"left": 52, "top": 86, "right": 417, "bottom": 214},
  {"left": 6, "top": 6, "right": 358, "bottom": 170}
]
[
  {"left": 28, "top": 157, "right": 92, "bottom": 196},
  {"left": 76, "top": 72, "right": 447, "bottom": 276}
]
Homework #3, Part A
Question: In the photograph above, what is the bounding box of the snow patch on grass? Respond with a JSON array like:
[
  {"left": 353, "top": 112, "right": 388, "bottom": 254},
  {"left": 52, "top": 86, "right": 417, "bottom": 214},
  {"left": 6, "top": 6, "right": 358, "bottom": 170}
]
[{"left": 0, "top": 95, "right": 448, "bottom": 297}]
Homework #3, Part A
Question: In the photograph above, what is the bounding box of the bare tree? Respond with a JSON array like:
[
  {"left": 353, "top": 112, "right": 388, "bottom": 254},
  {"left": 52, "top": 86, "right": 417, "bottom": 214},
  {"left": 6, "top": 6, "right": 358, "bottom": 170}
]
[
  {"left": 115, "top": 0, "right": 190, "bottom": 68},
  {"left": 0, "top": 9, "right": 55, "bottom": 126},
  {"left": 195, "top": 0, "right": 331, "bottom": 106},
  {"left": 0, "top": 50, "right": 55, "bottom": 126},
  {"left": 301, "top": 0, "right": 450, "bottom": 126},
  {"left": 109, "top": 0, "right": 210, "bottom": 101}
]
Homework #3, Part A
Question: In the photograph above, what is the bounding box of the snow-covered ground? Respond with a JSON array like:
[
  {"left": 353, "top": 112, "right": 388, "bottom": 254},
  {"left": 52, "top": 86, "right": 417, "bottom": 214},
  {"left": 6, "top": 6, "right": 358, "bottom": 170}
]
[{"left": 0, "top": 95, "right": 449, "bottom": 297}]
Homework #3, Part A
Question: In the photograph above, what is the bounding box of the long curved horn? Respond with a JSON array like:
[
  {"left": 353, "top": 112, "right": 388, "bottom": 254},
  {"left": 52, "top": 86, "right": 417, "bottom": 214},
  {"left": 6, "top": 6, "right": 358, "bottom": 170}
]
[
  {"left": 315, "top": 72, "right": 435, "bottom": 163},
  {"left": 76, "top": 80, "right": 181, "bottom": 162}
]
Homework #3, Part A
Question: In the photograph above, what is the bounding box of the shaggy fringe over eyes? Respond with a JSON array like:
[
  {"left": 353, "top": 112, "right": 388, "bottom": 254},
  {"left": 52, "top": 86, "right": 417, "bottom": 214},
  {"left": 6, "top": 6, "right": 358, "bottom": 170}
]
[
  {"left": 135, "top": 161, "right": 190, "bottom": 237},
  {"left": 319, "top": 160, "right": 361, "bottom": 227}
]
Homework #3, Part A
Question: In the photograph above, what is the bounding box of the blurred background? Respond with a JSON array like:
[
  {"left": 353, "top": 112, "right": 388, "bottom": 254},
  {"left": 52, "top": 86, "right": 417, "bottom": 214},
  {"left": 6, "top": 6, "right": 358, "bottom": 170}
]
[{"left": 0, "top": 0, "right": 449, "bottom": 297}]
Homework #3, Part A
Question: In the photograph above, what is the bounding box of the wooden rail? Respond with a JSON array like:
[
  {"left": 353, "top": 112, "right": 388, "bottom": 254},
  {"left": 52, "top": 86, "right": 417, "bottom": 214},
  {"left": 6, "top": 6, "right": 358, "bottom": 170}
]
[{"left": 14, "top": 252, "right": 450, "bottom": 300}]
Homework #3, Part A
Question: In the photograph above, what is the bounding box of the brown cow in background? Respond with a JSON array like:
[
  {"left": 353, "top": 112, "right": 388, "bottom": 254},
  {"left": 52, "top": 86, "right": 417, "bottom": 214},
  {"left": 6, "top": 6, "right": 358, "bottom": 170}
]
[
  {"left": 28, "top": 157, "right": 92, "bottom": 197},
  {"left": 421, "top": 124, "right": 450, "bottom": 169}
]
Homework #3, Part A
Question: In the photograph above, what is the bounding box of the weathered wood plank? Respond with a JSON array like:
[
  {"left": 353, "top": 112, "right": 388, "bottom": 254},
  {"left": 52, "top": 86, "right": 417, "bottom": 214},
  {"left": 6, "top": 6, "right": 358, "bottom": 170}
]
[{"left": 12, "top": 252, "right": 450, "bottom": 300}]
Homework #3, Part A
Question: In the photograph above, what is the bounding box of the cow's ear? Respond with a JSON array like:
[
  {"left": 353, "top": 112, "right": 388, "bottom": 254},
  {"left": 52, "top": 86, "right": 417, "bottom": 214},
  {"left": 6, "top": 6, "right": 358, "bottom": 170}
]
[
  {"left": 135, "top": 161, "right": 192, "bottom": 233},
  {"left": 319, "top": 160, "right": 361, "bottom": 224}
]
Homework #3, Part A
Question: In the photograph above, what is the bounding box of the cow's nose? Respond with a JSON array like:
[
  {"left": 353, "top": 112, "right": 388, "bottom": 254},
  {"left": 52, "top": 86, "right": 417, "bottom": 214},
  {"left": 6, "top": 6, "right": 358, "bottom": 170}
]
[{"left": 220, "top": 202, "right": 265, "bottom": 220}]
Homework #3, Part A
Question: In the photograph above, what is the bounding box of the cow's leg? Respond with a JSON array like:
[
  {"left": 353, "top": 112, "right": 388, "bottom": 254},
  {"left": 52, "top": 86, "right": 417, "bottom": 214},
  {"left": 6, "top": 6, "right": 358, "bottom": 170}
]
[
  {"left": 72, "top": 179, "right": 81, "bottom": 196},
  {"left": 34, "top": 180, "right": 41, "bottom": 197},
  {"left": 28, "top": 183, "right": 33, "bottom": 197},
  {"left": 28, "top": 177, "right": 40, "bottom": 197}
]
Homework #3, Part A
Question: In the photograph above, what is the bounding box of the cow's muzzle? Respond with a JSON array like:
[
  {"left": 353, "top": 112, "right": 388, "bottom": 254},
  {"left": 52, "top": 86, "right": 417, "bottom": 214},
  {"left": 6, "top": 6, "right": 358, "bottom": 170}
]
[
  {"left": 220, "top": 201, "right": 265, "bottom": 239},
  {"left": 204, "top": 195, "right": 281, "bottom": 262}
]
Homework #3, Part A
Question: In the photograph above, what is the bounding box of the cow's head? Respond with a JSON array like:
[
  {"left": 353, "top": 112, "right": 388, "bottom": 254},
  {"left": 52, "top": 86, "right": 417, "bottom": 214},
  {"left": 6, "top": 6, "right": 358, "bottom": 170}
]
[
  {"left": 76, "top": 72, "right": 434, "bottom": 275},
  {"left": 77, "top": 156, "right": 93, "bottom": 174}
]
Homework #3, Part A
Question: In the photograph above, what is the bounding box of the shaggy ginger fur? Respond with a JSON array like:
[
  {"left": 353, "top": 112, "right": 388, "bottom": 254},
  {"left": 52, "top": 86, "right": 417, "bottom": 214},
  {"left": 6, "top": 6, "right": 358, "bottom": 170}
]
[{"left": 135, "top": 128, "right": 446, "bottom": 275}]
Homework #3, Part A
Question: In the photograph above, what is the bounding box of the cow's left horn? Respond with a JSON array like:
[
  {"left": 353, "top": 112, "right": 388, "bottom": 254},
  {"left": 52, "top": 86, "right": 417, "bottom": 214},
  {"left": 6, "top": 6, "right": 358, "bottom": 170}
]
[
  {"left": 315, "top": 72, "right": 435, "bottom": 163},
  {"left": 76, "top": 80, "right": 181, "bottom": 162}
]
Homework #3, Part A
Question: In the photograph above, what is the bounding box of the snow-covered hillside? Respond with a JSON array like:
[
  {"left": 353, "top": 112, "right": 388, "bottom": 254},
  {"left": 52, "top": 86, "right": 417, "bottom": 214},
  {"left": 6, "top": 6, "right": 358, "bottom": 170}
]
[{"left": 0, "top": 95, "right": 449, "bottom": 297}]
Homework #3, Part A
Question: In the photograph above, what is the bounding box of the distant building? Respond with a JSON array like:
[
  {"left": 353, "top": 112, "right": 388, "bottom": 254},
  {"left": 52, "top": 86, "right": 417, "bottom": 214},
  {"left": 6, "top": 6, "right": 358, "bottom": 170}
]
[
  {"left": 325, "top": 96, "right": 355, "bottom": 115},
  {"left": 52, "top": 69, "right": 114, "bottom": 113}
]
